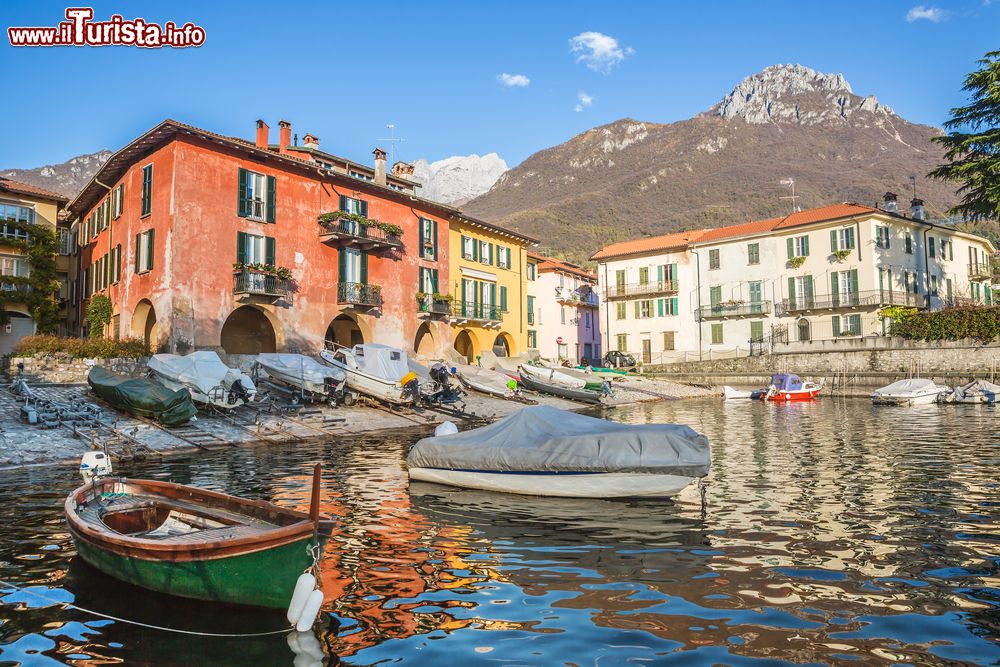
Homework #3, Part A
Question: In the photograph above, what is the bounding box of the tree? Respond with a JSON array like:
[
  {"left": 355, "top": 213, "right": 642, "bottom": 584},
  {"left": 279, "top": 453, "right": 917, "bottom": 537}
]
[{"left": 929, "top": 50, "right": 1000, "bottom": 221}]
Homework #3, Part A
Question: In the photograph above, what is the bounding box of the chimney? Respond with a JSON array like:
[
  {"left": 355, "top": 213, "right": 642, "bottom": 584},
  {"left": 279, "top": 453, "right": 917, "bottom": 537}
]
[
  {"left": 910, "top": 198, "right": 925, "bottom": 221},
  {"left": 278, "top": 120, "right": 292, "bottom": 155},
  {"left": 883, "top": 191, "right": 898, "bottom": 214},
  {"left": 373, "top": 148, "right": 387, "bottom": 186},
  {"left": 303, "top": 133, "right": 319, "bottom": 149},
  {"left": 255, "top": 120, "right": 269, "bottom": 150},
  {"left": 391, "top": 161, "right": 415, "bottom": 178}
]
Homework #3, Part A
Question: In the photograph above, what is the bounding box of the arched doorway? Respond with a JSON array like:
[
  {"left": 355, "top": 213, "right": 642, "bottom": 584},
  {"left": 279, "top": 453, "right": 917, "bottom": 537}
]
[
  {"left": 492, "top": 332, "right": 514, "bottom": 357},
  {"left": 325, "top": 314, "right": 365, "bottom": 350},
  {"left": 797, "top": 318, "right": 811, "bottom": 342},
  {"left": 454, "top": 329, "right": 477, "bottom": 363},
  {"left": 413, "top": 322, "right": 435, "bottom": 357},
  {"left": 0, "top": 311, "right": 35, "bottom": 357},
  {"left": 220, "top": 306, "right": 277, "bottom": 354},
  {"left": 131, "top": 299, "right": 158, "bottom": 350}
]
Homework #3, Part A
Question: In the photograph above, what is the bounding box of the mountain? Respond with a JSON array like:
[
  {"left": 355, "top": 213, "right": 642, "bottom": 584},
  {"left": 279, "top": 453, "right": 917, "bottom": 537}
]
[
  {"left": 464, "top": 64, "right": 958, "bottom": 264},
  {"left": 0, "top": 150, "right": 111, "bottom": 200},
  {"left": 412, "top": 153, "right": 507, "bottom": 205}
]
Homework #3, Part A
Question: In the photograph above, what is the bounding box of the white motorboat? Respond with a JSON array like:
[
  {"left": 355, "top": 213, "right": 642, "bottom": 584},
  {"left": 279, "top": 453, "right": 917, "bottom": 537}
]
[
  {"left": 723, "top": 385, "right": 765, "bottom": 400},
  {"left": 454, "top": 363, "right": 517, "bottom": 398},
  {"left": 940, "top": 379, "right": 1000, "bottom": 404},
  {"left": 517, "top": 363, "right": 588, "bottom": 389},
  {"left": 254, "top": 353, "right": 346, "bottom": 401},
  {"left": 146, "top": 351, "right": 256, "bottom": 409},
  {"left": 407, "top": 406, "right": 711, "bottom": 498},
  {"left": 871, "top": 378, "right": 949, "bottom": 405},
  {"left": 320, "top": 344, "right": 416, "bottom": 405}
]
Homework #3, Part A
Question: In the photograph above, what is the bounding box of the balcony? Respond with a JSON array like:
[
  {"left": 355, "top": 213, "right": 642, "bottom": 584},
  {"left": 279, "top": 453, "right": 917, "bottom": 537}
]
[
  {"left": 697, "top": 300, "right": 772, "bottom": 320},
  {"left": 942, "top": 295, "right": 992, "bottom": 308},
  {"left": 451, "top": 301, "right": 502, "bottom": 326},
  {"left": 555, "top": 286, "right": 599, "bottom": 307},
  {"left": 338, "top": 282, "right": 383, "bottom": 309},
  {"left": 778, "top": 289, "right": 926, "bottom": 315},
  {"left": 605, "top": 280, "right": 677, "bottom": 300},
  {"left": 318, "top": 216, "right": 402, "bottom": 252},
  {"left": 233, "top": 270, "right": 290, "bottom": 300},
  {"left": 417, "top": 297, "right": 451, "bottom": 318},
  {"left": 968, "top": 263, "right": 992, "bottom": 280}
]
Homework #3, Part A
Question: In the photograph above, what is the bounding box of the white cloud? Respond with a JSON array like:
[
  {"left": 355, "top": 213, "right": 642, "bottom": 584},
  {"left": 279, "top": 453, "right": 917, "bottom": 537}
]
[
  {"left": 569, "top": 31, "right": 633, "bottom": 73},
  {"left": 497, "top": 73, "right": 531, "bottom": 88},
  {"left": 574, "top": 91, "right": 594, "bottom": 112},
  {"left": 906, "top": 5, "right": 948, "bottom": 21}
]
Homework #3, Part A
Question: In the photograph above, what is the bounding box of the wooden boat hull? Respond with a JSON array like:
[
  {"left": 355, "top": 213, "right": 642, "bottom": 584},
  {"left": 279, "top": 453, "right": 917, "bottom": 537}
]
[
  {"left": 409, "top": 467, "right": 693, "bottom": 498},
  {"left": 520, "top": 373, "right": 603, "bottom": 404}
]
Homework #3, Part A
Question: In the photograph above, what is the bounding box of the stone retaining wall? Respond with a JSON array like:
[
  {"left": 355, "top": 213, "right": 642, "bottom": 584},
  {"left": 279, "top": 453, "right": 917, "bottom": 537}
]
[{"left": 7, "top": 356, "right": 150, "bottom": 384}]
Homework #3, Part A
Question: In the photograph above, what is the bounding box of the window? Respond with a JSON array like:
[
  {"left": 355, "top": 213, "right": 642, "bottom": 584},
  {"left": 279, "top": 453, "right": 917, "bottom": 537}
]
[
  {"left": 349, "top": 170, "right": 373, "bottom": 182},
  {"left": 708, "top": 248, "right": 720, "bottom": 270},
  {"left": 140, "top": 164, "right": 153, "bottom": 217},
  {"left": 663, "top": 331, "right": 675, "bottom": 351},
  {"left": 0, "top": 255, "right": 30, "bottom": 278},
  {"left": 750, "top": 321, "right": 764, "bottom": 342},
  {"left": 560, "top": 305, "right": 566, "bottom": 324},
  {"left": 747, "top": 243, "right": 759, "bottom": 265},
  {"left": 461, "top": 235, "right": 475, "bottom": 260},
  {"left": 711, "top": 323, "right": 724, "bottom": 344},
  {"left": 635, "top": 300, "right": 652, "bottom": 319},
  {"left": 238, "top": 168, "right": 276, "bottom": 223},
  {"left": 419, "top": 218, "right": 437, "bottom": 260},
  {"left": 500, "top": 285, "right": 508, "bottom": 312},
  {"left": 833, "top": 314, "right": 862, "bottom": 337},
  {"left": 948, "top": 240, "right": 954, "bottom": 261},
  {"left": 657, "top": 297, "right": 679, "bottom": 316},
  {"left": 584, "top": 311, "right": 592, "bottom": 329},
  {"left": 831, "top": 227, "right": 856, "bottom": 251},
  {"left": 875, "top": 225, "right": 890, "bottom": 249},
  {"left": 57, "top": 229, "right": 71, "bottom": 255},
  {"left": 930, "top": 274, "right": 939, "bottom": 296},
  {"left": 615, "top": 302, "right": 626, "bottom": 320},
  {"left": 527, "top": 330, "right": 537, "bottom": 348},
  {"left": 904, "top": 232, "right": 913, "bottom": 255},
  {"left": 340, "top": 247, "right": 365, "bottom": 284},
  {"left": 236, "top": 231, "right": 275, "bottom": 266},
  {"left": 638, "top": 267, "right": 649, "bottom": 284},
  {"left": 112, "top": 244, "right": 122, "bottom": 284},
  {"left": 0, "top": 202, "right": 34, "bottom": 227},
  {"left": 526, "top": 262, "right": 536, "bottom": 281},
  {"left": 418, "top": 267, "right": 439, "bottom": 294},
  {"left": 616, "top": 334, "right": 628, "bottom": 352},
  {"left": 112, "top": 183, "right": 124, "bottom": 219},
  {"left": 788, "top": 274, "right": 814, "bottom": 308},
  {"left": 928, "top": 235, "right": 935, "bottom": 258},
  {"left": 134, "top": 229, "right": 155, "bottom": 273},
  {"left": 527, "top": 295, "right": 535, "bottom": 324},
  {"left": 615, "top": 269, "right": 625, "bottom": 288},
  {"left": 479, "top": 240, "right": 492, "bottom": 265},
  {"left": 786, "top": 235, "right": 810, "bottom": 258},
  {"left": 496, "top": 246, "right": 512, "bottom": 269}
]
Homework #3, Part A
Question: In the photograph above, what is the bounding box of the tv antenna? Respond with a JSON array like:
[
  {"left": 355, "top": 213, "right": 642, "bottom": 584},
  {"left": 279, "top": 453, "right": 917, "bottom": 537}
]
[
  {"left": 378, "top": 123, "right": 406, "bottom": 164},
  {"left": 779, "top": 178, "right": 799, "bottom": 214}
]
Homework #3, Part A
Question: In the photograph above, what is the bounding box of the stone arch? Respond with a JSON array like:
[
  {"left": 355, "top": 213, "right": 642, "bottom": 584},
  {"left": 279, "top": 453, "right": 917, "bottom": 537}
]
[
  {"left": 324, "top": 313, "right": 369, "bottom": 350},
  {"left": 413, "top": 322, "right": 435, "bottom": 357},
  {"left": 131, "top": 299, "right": 158, "bottom": 350},
  {"left": 220, "top": 305, "right": 277, "bottom": 354},
  {"left": 492, "top": 331, "right": 515, "bottom": 357},
  {"left": 796, "top": 317, "right": 811, "bottom": 342},
  {"left": 453, "top": 329, "right": 478, "bottom": 363}
]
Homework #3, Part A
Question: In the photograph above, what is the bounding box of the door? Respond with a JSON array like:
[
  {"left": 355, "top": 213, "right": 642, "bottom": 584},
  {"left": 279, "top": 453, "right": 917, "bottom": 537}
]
[
  {"left": 709, "top": 285, "right": 722, "bottom": 313},
  {"left": 462, "top": 279, "right": 476, "bottom": 317},
  {"left": 797, "top": 318, "right": 811, "bottom": 342},
  {"left": 641, "top": 338, "right": 652, "bottom": 364},
  {"left": 583, "top": 343, "right": 593, "bottom": 363},
  {"left": 749, "top": 281, "right": 762, "bottom": 313}
]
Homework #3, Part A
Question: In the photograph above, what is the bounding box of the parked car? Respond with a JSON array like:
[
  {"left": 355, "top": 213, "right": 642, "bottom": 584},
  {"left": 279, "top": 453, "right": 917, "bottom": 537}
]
[{"left": 603, "top": 351, "right": 637, "bottom": 369}]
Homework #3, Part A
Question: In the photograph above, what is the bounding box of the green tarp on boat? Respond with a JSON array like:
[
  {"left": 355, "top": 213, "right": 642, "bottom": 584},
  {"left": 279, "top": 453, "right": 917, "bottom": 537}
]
[{"left": 87, "top": 366, "right": 197, "bottom": 426}]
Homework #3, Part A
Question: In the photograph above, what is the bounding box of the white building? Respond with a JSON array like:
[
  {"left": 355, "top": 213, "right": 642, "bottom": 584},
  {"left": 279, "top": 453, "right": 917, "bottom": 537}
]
[
  {"left": 527, "top": 253, "right": 601, "bottom": 363},
  {"left": 593, "top": 198, "right": 995, "bottom": 364}
]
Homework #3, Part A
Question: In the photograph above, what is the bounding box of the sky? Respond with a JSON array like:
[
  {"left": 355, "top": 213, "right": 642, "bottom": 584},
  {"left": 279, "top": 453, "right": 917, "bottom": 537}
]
[{"left": 1, "top": 0, "right": 998, "bottom": 170}]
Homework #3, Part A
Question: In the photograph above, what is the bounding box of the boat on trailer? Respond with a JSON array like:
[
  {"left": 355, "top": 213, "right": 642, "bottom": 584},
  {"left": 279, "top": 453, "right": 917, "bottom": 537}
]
[
  {"left": 762, "top": 373, "right": 823, "bottom": 401},
  {"left": 871, "top": 378, "right": 949, "bottom": 406},
  {"left": 147, "top": 351, "right": 256, "bottom": 409},
  {"left": 254, "top": 353, "right": 347, "bottom": 402},
  {"left": 320, "top": 343, "right": 417, "bottom": 405},
  {"left": 64, "top": 464, "right": 332, "bottom": 609}
]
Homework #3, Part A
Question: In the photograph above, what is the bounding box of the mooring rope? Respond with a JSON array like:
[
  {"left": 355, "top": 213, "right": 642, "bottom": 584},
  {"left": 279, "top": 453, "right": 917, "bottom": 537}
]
[{"left": 0, "top": 579, "right": 292, "bottom": 637}]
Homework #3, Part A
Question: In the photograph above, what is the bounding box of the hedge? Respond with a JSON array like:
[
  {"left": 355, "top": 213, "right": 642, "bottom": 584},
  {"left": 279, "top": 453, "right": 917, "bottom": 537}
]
[
  {"left": 12, "top": 335, "right": 150, "bottom": 359},
  {"left": 889, "top": 307, "right": 1000, "bottom": 343}
]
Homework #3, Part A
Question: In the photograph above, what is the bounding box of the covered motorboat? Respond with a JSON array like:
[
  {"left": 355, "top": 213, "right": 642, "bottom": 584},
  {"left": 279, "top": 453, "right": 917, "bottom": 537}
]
[
  {"left": 942, "top": 379, "right": 1000, "bottom": 404},
  {"left": 519, "top": 371, "right": 606, "bottom": 404},
  {"left": 88, "top": 367, "right": 197, "bottom": 426},
  {"left": 147, "top": 351, "right": 256, "bottom": 409},
  {"left": 763, "top": 373, "right": 822, "bottom": 401},
  {"left": 407, "top": 406, "right": 710, "bottom": 498},
  {"left": 320, "top": 344, "right": 417, "bottom": 405},
  {"left": 518, "top": 363, "right": 587, "bottom": 389},
  {"left": 254, "top": 353, "right": 346, "bottom": 402},
  {"left": 723, "top": 385, "right": 765, "bottom": 400},
  {"left": 454, "top": 363, "right": 519, "bottom": 398},
  {"left": 871, "top": 378, "right": 949, "bottom": 405}
]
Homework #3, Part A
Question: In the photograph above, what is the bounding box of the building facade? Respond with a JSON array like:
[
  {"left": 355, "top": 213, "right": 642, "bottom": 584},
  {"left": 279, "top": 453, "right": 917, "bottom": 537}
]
[
  {"left": 594, "top": 200, "right": 996, "bottom": 363},
  {"left": 527, "top": 253, "right": 601, "bottom": 363}
]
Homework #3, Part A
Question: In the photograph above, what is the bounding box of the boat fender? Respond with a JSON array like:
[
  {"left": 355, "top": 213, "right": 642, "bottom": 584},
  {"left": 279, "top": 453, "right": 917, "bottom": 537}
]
[
  {"left": 434, "top": 421, "right": 458, "bottom": 437},
  {"left": 286, "top": 573, "right": 316, "bottom": 625},
  {"left": 295, "top": 589, "right": 325, "bottom": 632}
]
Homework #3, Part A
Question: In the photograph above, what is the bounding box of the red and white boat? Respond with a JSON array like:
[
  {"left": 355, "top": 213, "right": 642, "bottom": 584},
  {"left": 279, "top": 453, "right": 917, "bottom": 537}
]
[{"left": 762, "top": 373, "right": 822, "bottom": 401}]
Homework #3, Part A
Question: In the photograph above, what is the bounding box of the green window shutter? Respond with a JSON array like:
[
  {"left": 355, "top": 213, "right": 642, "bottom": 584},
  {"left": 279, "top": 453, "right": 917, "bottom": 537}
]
[
  {"left": 266, "top": 175, "right": 276, "bottom": 223},
  {"left": 634, "top": 301, "right": 640, "bottom": 318},
  {"left": 490, "top": 283, "right": 497, "bottom": 313},
  {"left": 147, "top": 229, "right": 154, "bottom": 270},
  {"left": 787, "top": 238, "right": 794, "bottom": 259},
  {"left": 237, "top": 168, "right": 249, "bottom": 218},
  {"left": 804, "top": 275, "right": 813, "bottom": 299},
  {"left": 135, "top": 233, "right": 140, "bottom": 273},
  {"left": 418, "top": 218, "right": 425, "bottom": 248},
  {"left": 850, "top": 269, "right": 859, "bottom": 295},
  {"left": 338, "top": 195, "right": 348, "bottom": 212},
  {"left": 830, "top": 271, "right": 839, "bottom": 304},
  {"left": 657, "top": 298, "right": 664, "bottom": 317},
  {"left": 802, "top": 236, "right": 809, "bottom": 256},
  {"left": 236, "top": 231, "right": 247, "bottom": 264},
  {"left": 338, "top": 248, "right": 346, "bottom": 282},
  {"left": 671, "top": 297, "right": 678, "bottom": 315},
  {"left": 116, "top": 244, "right": 122, "bottom": 282},
  {"left": 489, "top": 243, "right": 495, "bottom": 265},
  {"left": 141, "top": 165, "right": 152, "bottom": 216},
  {"left": 832, "top": 315, "right": 841, "bottom": 336},
  {"left": 710, "top": 285, "right": 721, "bottom": 306},
  {"left": 265, "top": 236, "right": 275, "bottom": 265},
  {"left": 657, "top": 265, "right": 664, "bottom": 283},
  {"left": 500, "top": 286, "right": 507, "bottom": 311},
  {"left": 473, "top": 240, "right": 480, "bottom": 261},
  {"left": 830, "top": 230, "right": 838, "bottom": 252},
  {"left": 360, "top": 252, "right": 368, "bottom": 284},
  {"left": 787, "top": 277, "right": 796, "bottom": 303},
  {"left": 850, "top": 314, "right": 861, "bottom": 334},
  {"left": 431, "top": 269, "right": 439, "bottom": 294},
  {"left": 432, "top": 220, "right": 438, "bottom": 260},
  {"left": 360, "top": 200, "right": 368, "bottom": 217}
]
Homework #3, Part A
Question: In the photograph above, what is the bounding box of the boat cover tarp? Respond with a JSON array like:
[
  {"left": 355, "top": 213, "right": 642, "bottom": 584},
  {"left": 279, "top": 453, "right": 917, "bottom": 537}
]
[
  {"left": 955, "top": 379, "right": 1000, "bottom": 400},
  {"left": 88, "top": 367, "right": 197, "bottom": 426},
  {"left": 354, "top": 344, "right": 409, "bottom": 381},
  {"left": 257, "top": 353, "right": 346, "bottom": 383},
  {"left": 873, "top": 378, "right": 944, "bottom": 396},
  {"left": 455, "top": 364, "right": 515, "bottom": 396},
  {"left": 770, "top": 374, "right": 806, "bottom": 391},
  {"left": 408, "top": 405, "right": 710, "bottom": 476},
  {"left": 147, "top": 351, "right": 245, "bottom": 395},
  {"left": 519, "top": 364, "right": 587, "bottom": 389}
]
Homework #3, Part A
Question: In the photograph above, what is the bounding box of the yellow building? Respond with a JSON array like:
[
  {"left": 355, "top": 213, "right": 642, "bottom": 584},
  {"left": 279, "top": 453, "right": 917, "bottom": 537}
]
[
  {"left": 0, "top": 177, "right": 69, "bottom": 355},
  {"left": 447, "top": 215, "right": 536, "bottom": 362}
]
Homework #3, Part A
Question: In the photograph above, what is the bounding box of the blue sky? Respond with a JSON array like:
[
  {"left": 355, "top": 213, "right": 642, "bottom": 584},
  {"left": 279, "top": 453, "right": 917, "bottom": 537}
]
[{"left": 2, "top": 0, "right": 997, "bottom": 169}]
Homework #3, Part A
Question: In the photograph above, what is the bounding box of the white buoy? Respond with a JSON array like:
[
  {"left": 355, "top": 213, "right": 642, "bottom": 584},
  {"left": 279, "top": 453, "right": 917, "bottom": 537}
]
[
  {"left": 286, "top": 573, "right": 316, "bottom": 625},
  {"left": 295, "top": 589, "right": 325, "bottom": 632},
  {"left": 434, "top": 421, "right": 458, "bottom": 437}
]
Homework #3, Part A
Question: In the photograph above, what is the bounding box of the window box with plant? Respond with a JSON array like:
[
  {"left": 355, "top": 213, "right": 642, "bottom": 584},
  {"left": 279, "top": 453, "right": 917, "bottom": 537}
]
[
  {"left": 317, "top": 211, "right": 403, "bottom": 249},
  {"left": 787, "top": 256, "right": 807, "bottom": 269},
  {"left": 832, "top": 249, "right": 852, "bottom": 262}
]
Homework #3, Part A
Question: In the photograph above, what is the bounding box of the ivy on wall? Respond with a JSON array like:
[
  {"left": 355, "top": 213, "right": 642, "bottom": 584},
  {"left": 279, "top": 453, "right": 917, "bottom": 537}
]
[
  {"left": 0, "top": 220, "right": 60, "bottom": 332},
  {"left": 86, "top": 294, "right": 113, "bottom": 339}
]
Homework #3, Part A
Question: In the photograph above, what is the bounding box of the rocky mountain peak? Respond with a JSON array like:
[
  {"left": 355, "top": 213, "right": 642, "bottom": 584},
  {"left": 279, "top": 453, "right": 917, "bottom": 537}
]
[{"left": 412, "top": 153, "right": 508, "bottom": 205}]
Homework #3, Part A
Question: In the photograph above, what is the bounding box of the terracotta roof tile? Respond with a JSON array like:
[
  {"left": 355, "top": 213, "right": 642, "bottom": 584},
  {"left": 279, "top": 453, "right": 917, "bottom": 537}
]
[
  {"left": 528, "top": 252, "right": 596, "bottom": 280},
  {"left": 0, "top": 177, "right": 68, "bottom": 203},
  {"left": 589, "top": 229, "right": 707, "bottom": 261}
]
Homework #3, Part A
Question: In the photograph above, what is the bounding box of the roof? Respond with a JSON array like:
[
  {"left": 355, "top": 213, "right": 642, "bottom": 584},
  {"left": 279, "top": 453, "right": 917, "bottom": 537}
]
[
  {"left": 589, "top": 230, "right": 706, "bottom": 261},
  {"left": 0, "top": 177, "right": 68, "bottom": 203},
  {"left": 452, "top": 214, "right": 539, "bottom": 246},
  {"left": 527, "top": 252, "right": 596, "bottom": 280}
]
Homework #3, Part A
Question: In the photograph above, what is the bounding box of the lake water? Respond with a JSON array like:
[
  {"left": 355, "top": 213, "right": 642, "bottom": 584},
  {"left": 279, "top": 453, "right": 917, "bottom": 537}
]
[{"left": 0, "top": 398, "right": 998, "bottom": 666}]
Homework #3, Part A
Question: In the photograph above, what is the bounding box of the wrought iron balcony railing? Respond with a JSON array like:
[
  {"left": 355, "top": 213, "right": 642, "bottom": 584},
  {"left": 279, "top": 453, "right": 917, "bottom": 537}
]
[
  {"left": 605, "top": 280, "right": 678, "bottom": 299},
  {"left": 417, "top": 298, "right": 451, "bottom": 316},
  {"left": 451, "top": 300, "right": 502, "bottom": 323},
  {"left": 338, "top": 282, "right": 383, "bottom": 308},
  {"left": 555, "top": 286, "right": 599, "bottom": 307},
  {"left": 233, "top": 270, "right": 290, "bottom": 298},
  {"left": 319, "top": 217, "right": 403, "bottom": 251},
  {"left": 697, "top": 300, "right": 772, "bottom": 320},
  {"left": 778, "top": 289, "right": 926, "bottom": 315},
  {"left": 968, "top": 263, "right": 992, "bottom": 280}
]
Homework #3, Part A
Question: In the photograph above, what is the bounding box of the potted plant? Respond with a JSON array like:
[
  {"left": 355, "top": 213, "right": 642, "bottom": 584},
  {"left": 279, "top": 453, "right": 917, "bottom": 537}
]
[
  {"left": 788, "top": 256, "right": 807, "bottom": 269},
  {"left": 832, "top": 249, "right": 852, "bottom": 262}
]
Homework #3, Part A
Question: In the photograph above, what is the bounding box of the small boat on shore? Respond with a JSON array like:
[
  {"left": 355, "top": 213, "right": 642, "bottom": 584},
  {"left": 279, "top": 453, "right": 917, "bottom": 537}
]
[
  {"left": 147, "top": 351, "right": 256, "bottom": 409},
  {"left": 320, "top": 344, "right": 416, "bottom": 405},
  {"left": 519, "top": 363, "right": 587, "bottom": 389},
  {"left": 255, "top": 353, "right": 347, "bottom": 402},
  {"left": 87, "top": 367, "right": 197, "bottom": 426},
  {"left": 723, "top": 386, "right": 766, "bottom": 400},
  {"left": 519, "top": 370, "right": 605, "bottom": 404},
  {"left": 406, "top": 405, "right": 711, "bottom": 498},
  {"left": 575, "top": 365, "right": 628, "bottom": 379},
  {"left": 871, "top": 378, "right": 949, "bottom": 405},
  {"left": 65, "top": 464, "right": 332, "bottom": 609},
  {"left": 940, "top": 379, "right": 1000, "bottom": 404},
  {"left": 763, "top": 373, "right": 823, "bottom": 401},
  {"left": 407, "top": 359, "right": 464, "bottom": 404},
  {"left": 454, "top": 363, "right": 516, "bottom": 398}
]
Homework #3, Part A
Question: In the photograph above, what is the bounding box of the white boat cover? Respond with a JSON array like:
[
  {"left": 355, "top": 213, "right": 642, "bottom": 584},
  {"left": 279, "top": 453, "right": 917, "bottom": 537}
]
[
  {"left": 407, "top": 405, "right": 710, "bottom": 476},
  {"left": 455, "top": 364, "right": 513, "bottom": 396},
  {"left": 354, "top": 344, "right": 409, "bottom": 381},
  {"left": 954, "top": 379, "right": 1000, "bottom": 400},
  {"left": 872, "top": 378, "right": 947, "bottom": 397},
  {"left": 256, "top": 353, "right": 346, "bottom": 383},
  {"left": 519, "top": 364, "right": 587, "bottom": 389},
  {"left": 147, "top": 351, "right": 244, "bottom": 395}
]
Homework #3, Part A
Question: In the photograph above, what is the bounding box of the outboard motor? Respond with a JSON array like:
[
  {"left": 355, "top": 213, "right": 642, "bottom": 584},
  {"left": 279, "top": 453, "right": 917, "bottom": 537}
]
[{"left": 429, "top": 363, "right": 462, "bottom": 404}]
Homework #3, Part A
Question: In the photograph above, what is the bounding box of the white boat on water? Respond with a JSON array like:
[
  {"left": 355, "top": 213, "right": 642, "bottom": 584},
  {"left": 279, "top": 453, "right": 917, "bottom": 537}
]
[
  {"left": 254, "top": 353, "right": 346, "bottom": 401},
  {"left": 723, "top": 385, "right": 765, "bottom": 400},
  {"left": 147, "top": 351, "right": 256, "bottom": 409},
  {"left": 871, "top": 378, "right": 949, "bottom": 405},
  {"left": 454, "top": 363, "right": 517, "bottom": 398},
  {"left": 407, "top": 406, "right": 711, "bottom": 498},
  {"left": 940, "top": 379, "right": 1000, "bottom": 404},
  {"left": 320, "top": 344, "right": 416, "bottom": 405},
  {"left": 518, "top": 363, "right": 587, "bottom": 389}
]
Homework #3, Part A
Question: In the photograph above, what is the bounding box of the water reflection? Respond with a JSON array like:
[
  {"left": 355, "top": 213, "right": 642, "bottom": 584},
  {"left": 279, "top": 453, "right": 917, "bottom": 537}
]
[{"left": 0, "top": 400, "right": 997, "bottom": 665}]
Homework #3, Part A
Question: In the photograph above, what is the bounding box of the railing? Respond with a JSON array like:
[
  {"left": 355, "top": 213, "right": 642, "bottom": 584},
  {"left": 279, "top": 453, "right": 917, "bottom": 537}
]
[
  {"left": 605, "top": 280, "right": 678, "bottom": 299},
  {"left": 0, "top": 282, "right": 31, "bottom": 294},
  {"left": 778, "top": 289, "right": 926, "bottom": 314},
  {"left": 451, "top": 300, "right": 502, "bottom": 323},
  {"left": 233, "top": 270, "right": 290, "bottom": 298},
  {"left": 319, "top": 217, "right": 403, "bottom": 249},
  {"left": 527, "top": 310, "right": 535, "bottom": 325},
  {"left": 555, "top": 286, "right": 599, "bottom": 306},
  {"left": 697, "top": 300, "right": 772, "bottom": 320},
  {"left": 338, "top": 282, "right": 383, "bottom": 308},
  {"left": 417, "top": 298, "right": 451, "bottom": 316},
  {"left": 942, "top": 295, "right": 993, "bottom": 308},
  {"left": 968, "top": 263, "right": 992, "bottom": 280}
]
